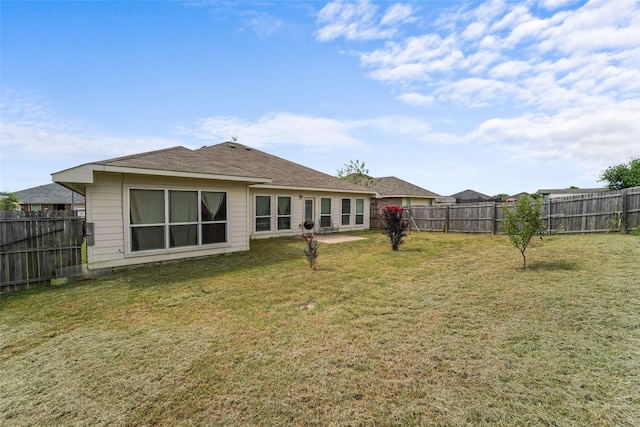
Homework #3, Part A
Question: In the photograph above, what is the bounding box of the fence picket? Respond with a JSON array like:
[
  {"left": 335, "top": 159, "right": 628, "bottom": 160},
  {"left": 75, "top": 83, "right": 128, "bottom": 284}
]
[
  {"left": 371, "top": 186, "right": 640, "bottom": 235},
  {"left": 0, "top": 211, "right": 84, "bottom": 292}
]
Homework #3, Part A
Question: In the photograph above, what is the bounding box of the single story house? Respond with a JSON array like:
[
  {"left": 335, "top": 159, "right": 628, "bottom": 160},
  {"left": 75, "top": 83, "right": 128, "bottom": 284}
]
[
  {"left": 13, "top": 183, "right": 86, "bottom": 216},
  {"left": 536, "top": 188, "right": 609, "bottom": 199},
  {"left": 368, "top": 176, "right": 441, "bottom": 208},
  {"left": 450, "top": 189, "right": 499, "bottom": 203},
  {"left": 52, "top": 142, "right": 376, "bottom": 272}
]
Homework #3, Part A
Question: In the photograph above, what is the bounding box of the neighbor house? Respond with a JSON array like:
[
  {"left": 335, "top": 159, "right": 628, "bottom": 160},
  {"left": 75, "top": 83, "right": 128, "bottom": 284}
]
[
  {"left": 14, "top": 183, "right": 86, "bottom": 216},
  {"left": 368, "top": 176, "right": 440, "bottom": 208},
  {"left": 52, "top": 142, "right": 376, "bottom": 272},
  {"left": 450, "top": 189, "right": 494, "bottom": 203},
  {"left": 536, "top": 188, "right": 609, "bottom": 199}
]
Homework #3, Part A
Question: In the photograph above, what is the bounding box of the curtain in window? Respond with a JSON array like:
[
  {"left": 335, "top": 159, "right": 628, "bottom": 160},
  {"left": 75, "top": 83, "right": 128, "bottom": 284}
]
[
  {"left": 130, "top": 190, "right": 164, "bottom": 224},
  {"left": 170, "top": 191, "right": 197, "bottom": 222},
  {"left": 169, "top": 191, "right": 197, "bottom": 247},
  {"left": 277, "top": 197, "right": 291, "bottom": 230},
  {"left": 278, "top": 197, "right": 291, "bottom": 216},
  {"left": 202, "top": 192, "right": 226, "bottom": 221}
]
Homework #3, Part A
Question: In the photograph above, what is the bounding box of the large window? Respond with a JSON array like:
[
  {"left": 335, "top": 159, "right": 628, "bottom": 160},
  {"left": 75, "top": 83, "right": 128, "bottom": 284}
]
[
  {"left": 277, "top": 196, "right": 292, "bottom": 230},
  {"left": 130, "top": 189, "right": 227, "bottom": 252},
  {"left": 255, "top": 195, "right": 271, "bottom": 232},
  {"left": 341, "top": 198, "right": 351, "bottom": 226},
  {"left": 355, "top": 198, "right": 365, "bottom": 225},
  {"left": 320, "top": 197, "right": 332, "bottom": 228}
]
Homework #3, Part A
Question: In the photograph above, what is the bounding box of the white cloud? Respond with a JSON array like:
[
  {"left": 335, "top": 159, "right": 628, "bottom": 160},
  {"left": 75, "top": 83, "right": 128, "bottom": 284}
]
[
  {"left": 380, "top": 3, "right": 414, "bottom": 26},
  {"left": 183, "top": 113, "right": 366, "bottom": 151},
  {"left": 397, "top": 92, "right": 434, "bottom": 106},
  {"left": 315, "top": 0, "right": 415, "bottom": 41},
  {"left": 0, "top": 90, "right": 182, "bottom": 162},
  {"left": 469, "top": 99, "right": 640, "bottom": 166}
]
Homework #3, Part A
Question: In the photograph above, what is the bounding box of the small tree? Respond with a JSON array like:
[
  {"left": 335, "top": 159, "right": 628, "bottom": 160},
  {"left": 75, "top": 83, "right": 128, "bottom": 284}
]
[
  {"left": 503, "top": 194, "right": 545, "bottom": 269},
  {"left": 0, "top": 192, "right": 21, "bottom": 211},
  {"left": 599, "top": 158, "right": 640, "bottom": 190},
  {"left": 337, "top": 160, "right": 373, "bottom": 187},
  {"left": 303, "top": 234, "right": 318, "bottom": 269},
  {"left": 378, "top": 205, "right": 409, "bottom": 251}
]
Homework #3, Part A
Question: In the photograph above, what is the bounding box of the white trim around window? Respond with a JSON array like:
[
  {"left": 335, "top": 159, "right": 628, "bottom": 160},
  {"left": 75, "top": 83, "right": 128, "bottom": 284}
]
[{"left": 126, "top": 187, "right": 229, "bottom": 254}]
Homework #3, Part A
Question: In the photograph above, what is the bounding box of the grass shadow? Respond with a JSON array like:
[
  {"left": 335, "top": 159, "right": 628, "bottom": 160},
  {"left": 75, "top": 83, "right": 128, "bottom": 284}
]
[{"left": 527, "top": 260, "right": 579, "bottom": 271}]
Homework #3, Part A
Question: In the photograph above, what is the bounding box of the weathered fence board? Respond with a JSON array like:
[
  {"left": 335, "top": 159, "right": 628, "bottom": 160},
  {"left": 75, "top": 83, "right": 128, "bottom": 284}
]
[
  {"left": 371, "top": 187, "right": 640, "bottom": 235},
  {"left": 1, "top": 210, "right": 84, "bottom": 293}
]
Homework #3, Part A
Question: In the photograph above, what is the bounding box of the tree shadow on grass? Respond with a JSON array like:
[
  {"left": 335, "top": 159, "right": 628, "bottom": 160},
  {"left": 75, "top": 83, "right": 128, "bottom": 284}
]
[{"left": 527, "top": 260, "right": 579, "bottom": 271}]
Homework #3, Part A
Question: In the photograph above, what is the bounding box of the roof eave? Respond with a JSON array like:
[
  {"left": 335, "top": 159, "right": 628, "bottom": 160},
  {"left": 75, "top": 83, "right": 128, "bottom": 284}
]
[
  {"left": 250, "top": 183, "right": 377, "bottom": 196},
  {"left": 52, "top": 164, "right": 271, "bottom": 185}
]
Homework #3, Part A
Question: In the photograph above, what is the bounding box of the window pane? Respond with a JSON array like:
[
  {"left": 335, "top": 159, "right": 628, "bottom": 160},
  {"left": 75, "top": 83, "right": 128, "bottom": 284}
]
[
  {"left": 277, "top": 197, "right": 291, "bottom": 215},
  {"left": 202, "top": 192, "right": 226, "bottom": 221},
  {"left": 278, "top": 217, "right": 291, "bottom": 230},
  {"left": 304, "top": 200, "right": 313, "bottom": 222},
  {"left": 321, "top": 198, "right": 331, "bottom": 214},
  {"left": 131, "top": 190, "right": 164, "bottom": 224},
  {"left": 256, "top": 196, "right": 271, "bottom": 216},
  {"left": 202, "top": 223, "right": 226, "bottom": 244},
  {"left": 170, "top": 191, "right": 197, "bottom": 223},
  {"left": 320, "top": 216, "right": 331, "bottom": 227},
  {"left": 356, "top": 199, "right": 365, "bottom": 225},
  {"left": 256, "top": 217, "right": 271, "bottom": 232},
  {"left": 342, "top": 199, "right": 351, "bottom": 214},
  {"left": 170, "top": 224, "right": 197, "bottom": 248},
  {"left": 132, "top": 226, "right": 165, "bottom": 251}
]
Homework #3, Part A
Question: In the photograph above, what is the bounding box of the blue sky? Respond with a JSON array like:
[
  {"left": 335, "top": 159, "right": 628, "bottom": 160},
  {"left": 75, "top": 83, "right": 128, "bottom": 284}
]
[{"left": 1, "top": 0, "right": 638, "bottom": 196}]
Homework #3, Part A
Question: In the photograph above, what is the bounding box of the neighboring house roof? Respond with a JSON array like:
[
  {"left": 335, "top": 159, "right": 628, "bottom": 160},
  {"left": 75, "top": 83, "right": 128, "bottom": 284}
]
[
  {"left": 369, "top": 176, "right": 440, "bottom": 199},
  {"left": 14, "top": 183, "right": 85, "bottom": 205},
  {"left": 536, "top": 188, "right": 608, "bottom": 197},
  {"left": 450, "top": 189, "right": 492, "bottom": 202},
  {"left": 196, "top": 142, "right": 375, "bottom": 194}
]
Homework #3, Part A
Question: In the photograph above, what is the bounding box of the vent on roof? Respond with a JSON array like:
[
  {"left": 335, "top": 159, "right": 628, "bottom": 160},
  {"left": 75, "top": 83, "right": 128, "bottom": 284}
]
[
  {"left": 229, "top": 143, "right": 236, "bottom": 148},
  {"left": 245, "top": 147, "right": 251, "bottom": 151}
]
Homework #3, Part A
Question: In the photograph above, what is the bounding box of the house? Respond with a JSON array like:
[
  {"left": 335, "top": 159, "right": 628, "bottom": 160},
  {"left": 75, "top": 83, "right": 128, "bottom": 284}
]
[
  {"left": 368, "top": 176, "right": 441, "bottom": 208},
  {"left": 536, "top": 188, "right": 609, "bottom": 199},
  {"left": 52, "top": 142, "right": 376, "bottom": 272},
  {"left": 14, "top": 183, "right": 86, "bottom": 216},
  {"left": 450, "top": 189, "right": 494, "bottom": 203},
  {"left": 506, "top": 192, "right": 529, "bottom": 203}
]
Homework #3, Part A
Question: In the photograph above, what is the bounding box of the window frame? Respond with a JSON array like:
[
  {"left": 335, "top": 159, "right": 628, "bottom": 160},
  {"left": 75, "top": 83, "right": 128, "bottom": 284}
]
[
  {"left": 127, "top": 187, "right": 228, "bottom": 254},
  {"left": 255, "top": 194, "right": 272, "bottom": 233},
  {"left": 341, "top": 198, "right": 351, "bottom": 226},
  {"left": 320, "top": 197, "right": 332, "bottom": 228},
  {"left": 355, "top": 198, "right": 365, "bottom": 225},
  {"left": 276, "top": 196, "right": 292, "bottom": 231}
]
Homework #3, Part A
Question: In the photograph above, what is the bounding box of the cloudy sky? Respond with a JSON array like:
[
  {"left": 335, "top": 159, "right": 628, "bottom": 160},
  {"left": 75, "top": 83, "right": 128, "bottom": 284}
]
[{"left": 1, "top": 0, "right": 638, "bottom": 196}]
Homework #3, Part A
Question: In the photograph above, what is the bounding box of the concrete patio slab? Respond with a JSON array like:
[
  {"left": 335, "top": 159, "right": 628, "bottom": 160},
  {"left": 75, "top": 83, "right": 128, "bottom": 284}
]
[{"left": 313, "top": 235, "right": 366, "bottom": 244}]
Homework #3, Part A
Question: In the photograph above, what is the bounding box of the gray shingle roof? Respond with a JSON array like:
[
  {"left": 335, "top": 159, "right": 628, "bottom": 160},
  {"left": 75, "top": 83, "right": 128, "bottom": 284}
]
[
  {"left": 369, "top": 176, "right": 440, "bottom": 198},
  {"left": 450, "top": 189, "right": 491, "bottom": 201},
  {"left": 93, "top": 146, "right": 268, "bottom": 180},
  {"left": 14, "top": 183, "right": 85, "bottom": 204},
  {"left": 197, "top": 142, "right": 375, "bottom": 193}
]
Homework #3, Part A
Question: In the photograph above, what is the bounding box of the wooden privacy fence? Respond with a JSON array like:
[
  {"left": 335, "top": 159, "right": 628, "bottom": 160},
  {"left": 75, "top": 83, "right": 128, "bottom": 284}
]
[
  {"left": 1, "top": 210, "right": 84, "bottom": 293},
  {"left": 371, "top": 187, "right": 640, "bottom": 235}
]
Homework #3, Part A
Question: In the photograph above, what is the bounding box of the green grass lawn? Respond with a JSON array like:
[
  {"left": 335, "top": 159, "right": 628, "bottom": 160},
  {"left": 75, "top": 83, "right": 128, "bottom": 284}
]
[{"left": 1, "top": 231, "right": 639, "bottom": 426}]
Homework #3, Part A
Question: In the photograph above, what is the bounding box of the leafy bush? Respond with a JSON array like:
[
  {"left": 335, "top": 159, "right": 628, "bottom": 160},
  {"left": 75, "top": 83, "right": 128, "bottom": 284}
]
[
  {"left": 378, "top": 205, "right": 409, "bottom": 251},
  {"left": 503, "top": 195, "right": 545, "bottom": 268}
]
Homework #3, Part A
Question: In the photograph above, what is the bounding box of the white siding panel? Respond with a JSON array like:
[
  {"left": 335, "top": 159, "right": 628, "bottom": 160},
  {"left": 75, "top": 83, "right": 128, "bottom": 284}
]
[{"left": 85, "top": 172, "right": 251, "bottom": 270}]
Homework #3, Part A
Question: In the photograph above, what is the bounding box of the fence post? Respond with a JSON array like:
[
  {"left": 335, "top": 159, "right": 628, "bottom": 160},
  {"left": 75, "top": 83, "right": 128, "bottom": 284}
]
[
  {"left": 444, "top": 204, "right": 450, "bottom": 233},
  {"left": 492, "top": 202, "right": 498, "bottom": 235},
  {"left": 621, "top": 189, "right": 628, "bottom": 234}
]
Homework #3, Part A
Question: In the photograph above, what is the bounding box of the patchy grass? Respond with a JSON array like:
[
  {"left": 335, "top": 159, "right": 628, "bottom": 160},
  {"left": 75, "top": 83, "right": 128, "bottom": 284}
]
[{"left": 1, "top": 231, "right": 639, "bottom": 426}]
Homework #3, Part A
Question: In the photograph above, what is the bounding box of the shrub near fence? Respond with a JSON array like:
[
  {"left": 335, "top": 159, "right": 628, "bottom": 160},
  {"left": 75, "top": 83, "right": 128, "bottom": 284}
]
[
  {"left": 370, "top": 186, "right": 640, "bottom": 234},
  {"left": 0, "top": 210, "right": 84, "bottom": 292}
]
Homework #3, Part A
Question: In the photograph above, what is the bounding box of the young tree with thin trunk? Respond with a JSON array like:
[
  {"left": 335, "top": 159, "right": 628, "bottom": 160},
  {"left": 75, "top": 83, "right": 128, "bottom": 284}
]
[{"left": 503, "top": 194, "right": 545, "bottom": 269}]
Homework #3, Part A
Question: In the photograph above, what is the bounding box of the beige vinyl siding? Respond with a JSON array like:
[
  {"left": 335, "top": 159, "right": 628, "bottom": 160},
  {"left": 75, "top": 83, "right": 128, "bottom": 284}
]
[
  {"left": 249, "top": 190, "right": 370, "bottom": 239},
  {"left": 85, "top": 172, "right": 250, "bottom": 270}
]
